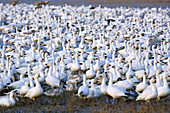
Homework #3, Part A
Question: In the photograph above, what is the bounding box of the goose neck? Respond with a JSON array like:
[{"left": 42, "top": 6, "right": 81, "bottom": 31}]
[
  {"left": 83, "top": 75, "right": 87, "bottom": 86},
  {"left": 154, "top": 62, "right": 157, "bottom": 70},
  {"left": 91, "top": 80, "right": 95, "bottom": 90},
  {"left": 101, "top": 75, "right": 106, "bottom": 86},
  {"left": 143, "top": 74, "right": 147, "bottom": 84},
  {"left": 35, "top": 77, "right": 41, "bottom": 88},
  {"left": 151, "top": 82, "right": 157, "bottom": 92},
  {"left": 163, "top": 76, "right": 168, "bottom": 87},
  {"left": 108, "top": 73, "right": 113, "bottom": 86},
  {"left": 48, "top": 64, "right": 52, "bottom": 76}
]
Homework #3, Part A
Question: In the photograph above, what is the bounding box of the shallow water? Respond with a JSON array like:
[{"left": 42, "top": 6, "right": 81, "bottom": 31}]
[{"left": 0, "top": 0, "right": 170, "bottom": 8}]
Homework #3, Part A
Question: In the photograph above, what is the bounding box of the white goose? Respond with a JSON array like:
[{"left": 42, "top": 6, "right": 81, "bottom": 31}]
[
  {"left": 0, "top": 93, "right": 15, "bottom": 107},
  {"left": 157, "top": 74, "right": 170, "bottom": 100},
  {"left": 71, "top": 54, "right": 80, "bottom": 74},
  {"left": 20, "top": 82, "right": 31, "bottom": 96},
  {"left": 86, "top": 60, "right": 96, "bottom": 79},
  {"left": 32, "top": 58, "right": 45, "bottom": 75},
  {"left": 114, "top": 72, "right": 133, "bottom": 90},
  {"left": 126, "top": 60, "right": 135, "bottom": 78},
  {"left": 7, "top": 74, "right": 25, "bottom": 89},
  {"left": 38, "top": 68, "right": 45, "bottom": 83},
  {"left": 135, "top": 72, "right": 148, "bottom": 94},
  {"left": 107, "top": 72, "right": 127, "bottom": 100},
  {"left": 45, "top": 63, "right": 61, "bottom": 88},
  {"left": 100, "top": 74, "right": 108, "bottom": 96},
  {"left": 148, "top": 60, "right": 158, "bottom": 79},
  {"left": 87, "top": 79, "right": 101, "bottom": 98},
  {"left": 135, "top": 61, "right": 149, "bottom": 79},
  {"left": 93, "top": 58, "right": 101, "bottom": 72},
  {"left": 78, "top": 74, "right": 89, "bottom": 99},
  {"left": 25, "top": 74, "right": 43, "bottom": 100},
  {"left": 2, "top": 69, "right": 11, "bottom": 86},
  {"left": 136, "top": 78, "right": 157, "bottom": 102}
]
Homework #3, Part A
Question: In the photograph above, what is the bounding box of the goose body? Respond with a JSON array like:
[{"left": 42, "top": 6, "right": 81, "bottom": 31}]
[
  {"left": 71, "top": 55, "right": 80, "bottom": 73},
  {"left": 86, "top": 61, "right": 96, "bottom": 79},
  {"left": 136, "top": 72, "right": 148, "bottom": 93},
  {"left": 20, "top": 82, "right": 31, "bottom": 96},
  {"left": 87, "top": 79, "right": 101, "bottom": 98},
  {"left": 136, "top": 78, "right": 157, "bottom": 102},
  {"left": 0, "top": 93, "right": 15, "bottom": 107},
  {"left": 45, "top": 63, "right": 60, "bottom": 88},
  {"left": 100, "top": 74, "right": 108, "bottom": 96},
  {"left": 78, "top": 75, "right": 89, "bottom": 99},
  {"left": 107, "top": 71, "right": 127, "bottom": 100},
  {"left": 25, "top": 74, "right": 43, "bottom": 100},
  {"left": 157, "top": 74, "right": 170, "bottom": 100},
  {"left": 7, "top": 74, "right": 25, "bottom": 89}
]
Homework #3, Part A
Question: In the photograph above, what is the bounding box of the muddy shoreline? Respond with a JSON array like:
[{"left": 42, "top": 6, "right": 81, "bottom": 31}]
[{"left": 0, "top": 91, "right": 169, "bottom": 113}]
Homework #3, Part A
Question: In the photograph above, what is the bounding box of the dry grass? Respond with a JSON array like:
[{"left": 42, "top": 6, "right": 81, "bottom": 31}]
[{"left": 0, "top": 91, "right": 169, "bottom": 113}]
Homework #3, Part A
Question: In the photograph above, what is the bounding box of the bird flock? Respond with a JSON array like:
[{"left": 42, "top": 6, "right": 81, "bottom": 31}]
[{"left": 0, "top": 3, "right": 169, "bottom": 107}]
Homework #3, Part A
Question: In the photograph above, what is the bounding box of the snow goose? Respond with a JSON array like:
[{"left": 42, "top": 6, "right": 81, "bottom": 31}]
[
  {"left": 125, "top": 46, "right": 136, "bottom": 62},
  {"left": 7, "top": 67, "right": 15, "bottom": 81},
  {"left": 7, "top": 74, "right": 25, "bottom": 89},
  {"left": 107, "top": 71, "right": 127, "bottom": 100},
  {"left": 2, "top": 69, "right": 11, "bottom": 86},
  {"left": 78, "top": 74, "right": 89, "bottom": 99},
  {"left": 118, "top": 40, "right": 128, "bottom": 57},
  {"left": 157, "top": 55, "right": 162, "bottom": 71},
  {"left": 126, "top": 60, "right": 135, "bottom": 78},
  {"left": 45, "top": 63, "right": 61, "bottom": 88},
  {"left": 27, "top": 64, "right": 33, "bottom": 80},
  {"left": 86, "top": 60, "right": 96, "bottom": 79},
  {"left": 59, "top": 67, "right": 67, "bottom": 83},
  {"left": 44, "top": 88, "right": 64, "bottom": 97},
  {"left": 38, "top": 68, "right": 45, "bottom": 83},
  {"left": 135, "top": 72, "right": 148, "bottom": 94},
  {"left": 20, "top": 82, "right": 31, "bottom": 96},
  {"left": 25, "top": 47, "right": 37, "bottom": 63},
  {"left": 135, "top": 61, "right": 149, "bottom": 79},
  {"left": 157, "top": 74, "right": 170, "bottom": 100},
  {"left": 136, "top": 78, "right": 157, "bottom": 102},
  {"left": 29, "top": 77, "right": 34, "bottom": 88},
  {"left": 100, "top": 74, "right": 108, "bottom": 96},
  {"left": 93, "top": 58, "right": 101, "bottom": 72},
  {"left": 114, "top": 72, "right": 133, "bottom": 90},
  {"left": 109, "top": 66, "right": 120, "bottom": 82},
  {"left": 71, "top": 54, "right": 80, "bottom": 74},
  {"left": 32, "top": 58, "right": 45, "bottom": 75},
  {"left": 66, "top": 74, "right": 83, "bottom": 85},
  {"left": 25, "top": 74, "right": 43, "bottom": 100},
  {"left": 148, "top": 60, "right": 158, "bottom": 79},
  {"left": 80, "top": 60, "right": 87, "bottom": 73},
  {"left": 87, "top": 79, "right": 101, "bottom": 98},
  {"left": 0, "top": 93, "right": 15, "bottom": 107}
]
